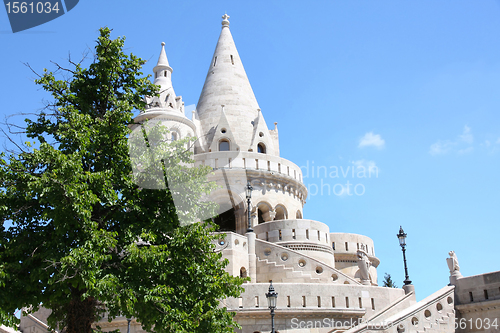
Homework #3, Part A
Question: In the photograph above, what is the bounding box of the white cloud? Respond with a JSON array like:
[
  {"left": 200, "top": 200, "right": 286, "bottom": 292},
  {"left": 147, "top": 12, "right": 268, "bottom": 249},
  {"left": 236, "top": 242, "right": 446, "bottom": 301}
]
[
  {"left": 429, "top": 140, "right": 455, "bottom": 155},
  {"left": 429, "top": 126, "right": 474, "bottom": 156},
  {"left": 352, "top": 159, "right": 379, "bottom": 177},
  {"left": 458, "top": 147, "right": 474, "bottom": 155},
  {"left": 459, "top": 125, "right": 473, "bottom": 144},
  {"left": 358, "top": 132, "right": 385, "bottom": 149}
]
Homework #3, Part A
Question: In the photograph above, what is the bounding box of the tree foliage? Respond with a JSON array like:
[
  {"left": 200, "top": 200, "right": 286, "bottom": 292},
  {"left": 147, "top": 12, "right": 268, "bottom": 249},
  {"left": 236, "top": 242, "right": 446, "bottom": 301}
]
[
  {"left": 382, "top": 273, "right": 398, "bottom": 288},
  {"left": 0, "top": 27, "right": 245, "bottom": 333}
]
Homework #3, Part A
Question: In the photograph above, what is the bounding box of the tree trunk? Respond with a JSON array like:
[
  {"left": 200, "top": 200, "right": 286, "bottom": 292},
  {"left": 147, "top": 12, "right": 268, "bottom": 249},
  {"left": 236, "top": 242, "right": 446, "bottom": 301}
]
[{"left": 65, "top": 290, "right": 97, "bottom": 333}]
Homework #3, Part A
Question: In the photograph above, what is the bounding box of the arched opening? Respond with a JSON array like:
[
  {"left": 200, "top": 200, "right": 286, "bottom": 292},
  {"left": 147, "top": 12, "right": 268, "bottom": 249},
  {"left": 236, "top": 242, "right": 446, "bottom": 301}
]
[
  {"left": 258, "top": 209, "right": 265, "bottom": 224},
  {"left": 257, "top": 202, "right": 272, "bottom": 224},
  {"left": 274, "top": 205, "right": 287, "bottom": 220},
  {"left": 171, "top": 132, "right": 177, "bottom": 141},
  {"left": 240, "top": 267, "right": 247, "bottom": 278},
  {"left": 219, "top": 139, "right": 230, "bottom": 151},
  {"left": 213, "top": 207, "right": 236, "bottom": 232},
  {"left": 257, "top": 143, "right": 266, "bottom": 154},
  {"left": 296, "top": 210, "right": 302, "bottom": 219}
]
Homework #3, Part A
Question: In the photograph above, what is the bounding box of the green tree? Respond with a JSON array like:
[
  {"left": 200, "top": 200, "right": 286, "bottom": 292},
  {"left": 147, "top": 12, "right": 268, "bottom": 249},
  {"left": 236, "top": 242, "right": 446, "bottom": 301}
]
[
  {"left": 0, "top": 28, "right": 244, "bottom": 333},
  {"left": 382, "top": 273, "right": 398, "bottom": 288}
]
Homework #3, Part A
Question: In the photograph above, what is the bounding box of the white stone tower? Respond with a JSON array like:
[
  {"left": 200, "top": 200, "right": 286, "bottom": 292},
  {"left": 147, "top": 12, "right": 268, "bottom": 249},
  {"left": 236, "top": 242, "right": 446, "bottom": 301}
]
[
  {"left": 134, "top": 42, "right": 196, "bottom": 141},
  {"left": 192, "top": 14, "right": 307, "bottom": 239}
]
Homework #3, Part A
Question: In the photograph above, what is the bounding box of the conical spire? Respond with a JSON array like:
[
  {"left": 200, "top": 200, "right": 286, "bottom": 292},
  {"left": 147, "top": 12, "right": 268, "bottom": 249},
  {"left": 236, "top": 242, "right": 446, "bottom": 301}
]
[
  {"left": 153, "top": 42, "right": 172, "bottom": 73},
  {"left": 195, "top": 14, "right": 263, "bottom": 152},
  {"left": 144, "top": 42, "right": 181, "bottom": 113}
]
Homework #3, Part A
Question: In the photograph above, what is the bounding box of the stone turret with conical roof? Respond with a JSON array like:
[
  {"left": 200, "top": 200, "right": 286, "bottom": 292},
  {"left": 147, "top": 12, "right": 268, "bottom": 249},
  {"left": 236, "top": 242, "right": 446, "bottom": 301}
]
[
  {"left": 135, "top": 42, "right": 195, "bottom": 141},
  {"left": 194, "top": 14, "right": 277, "bottom": 155}
]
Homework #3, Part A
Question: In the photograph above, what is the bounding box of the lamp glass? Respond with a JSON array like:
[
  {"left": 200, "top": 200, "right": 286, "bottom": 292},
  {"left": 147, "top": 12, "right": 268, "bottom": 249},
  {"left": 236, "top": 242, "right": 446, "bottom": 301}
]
[
  {"left": 245, "top": 182, "right": 252, "bottom": 199},
  {"left": 267, "top": 293, "right": 277, "bottom": 309},
  {"left": 398, "top": 235, "right": 406, "bottom": 246}
]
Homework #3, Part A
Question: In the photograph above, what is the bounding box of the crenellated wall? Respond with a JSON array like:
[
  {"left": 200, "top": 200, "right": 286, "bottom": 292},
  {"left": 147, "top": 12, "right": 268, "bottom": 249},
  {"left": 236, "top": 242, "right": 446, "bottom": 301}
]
[
  {"left": 254, "top": 219, "right": 334, "bottom": 267},
  {"left": 331, "top": 233, "right": 380, "bottom": 286},
  {"left": 226, "top": 283, "right": 407, "bottom": 333}
]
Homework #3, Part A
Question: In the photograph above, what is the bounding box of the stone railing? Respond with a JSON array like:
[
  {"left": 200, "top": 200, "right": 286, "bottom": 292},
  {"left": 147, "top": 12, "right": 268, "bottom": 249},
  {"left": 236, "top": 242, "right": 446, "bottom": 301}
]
[
  {"left": 255, "top": 239, "right": 357, "bottom": 285},
  {"left": 343, "top": 285, "right": 455, "bottom": 333},
  {"left": 194, "top": 151, "right": 304, "bottom": 184}
]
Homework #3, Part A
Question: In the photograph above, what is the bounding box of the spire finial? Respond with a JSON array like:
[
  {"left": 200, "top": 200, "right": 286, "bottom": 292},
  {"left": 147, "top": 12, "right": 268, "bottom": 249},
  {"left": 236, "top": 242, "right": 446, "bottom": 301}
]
[
  {"left": 222, "top": 13, "right": 230, "bottom": 27},
  {"left": 161, "top": 42, "right": 165, "bottom": 46}
]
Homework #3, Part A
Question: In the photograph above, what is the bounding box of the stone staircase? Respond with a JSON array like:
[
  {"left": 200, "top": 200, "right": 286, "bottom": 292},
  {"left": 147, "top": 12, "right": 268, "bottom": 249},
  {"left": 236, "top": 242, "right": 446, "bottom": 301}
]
[
  {"left": 338, "top": 285, "right": 456, "bottom": 333},
  {"left": 256, "top": 257, "right": 321, "bottom": 283}
]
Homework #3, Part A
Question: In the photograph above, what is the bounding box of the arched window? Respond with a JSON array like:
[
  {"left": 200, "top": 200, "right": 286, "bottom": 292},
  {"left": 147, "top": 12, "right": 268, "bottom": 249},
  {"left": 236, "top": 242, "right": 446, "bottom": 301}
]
[
  {"left": 296, "top": 210, "right": 302, "bottom": 219},
  {"left": 257, "top": 143, "right": 266, "bottom": 154},
  {"left": 274, "top": 205, "right": 287, "bottom": 220},
  {"left": 240, "top": 267, "right": 247, "bottom": 278},
  {"left": 219, "top": 140, "right": 230, "bottom": 151},
  {"left": 171, "top": 132, "right": 177, "bottom": 141}
]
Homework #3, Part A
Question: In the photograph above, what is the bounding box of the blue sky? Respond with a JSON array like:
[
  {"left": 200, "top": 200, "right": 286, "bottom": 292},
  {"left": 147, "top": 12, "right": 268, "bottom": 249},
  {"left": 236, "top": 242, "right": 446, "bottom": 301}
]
[{"left": 2, "top": 1, "right": 500, "bottom": 301}]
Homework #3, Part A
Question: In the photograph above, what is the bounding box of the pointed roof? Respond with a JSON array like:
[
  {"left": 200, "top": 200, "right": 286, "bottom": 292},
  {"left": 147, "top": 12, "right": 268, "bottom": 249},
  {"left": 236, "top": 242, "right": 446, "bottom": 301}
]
[
  {"left": 153, "top": 42, "right": 172, "bottom": 73},
  {"left": 195, "top": 14, "right": 263, "bottom": 151}
]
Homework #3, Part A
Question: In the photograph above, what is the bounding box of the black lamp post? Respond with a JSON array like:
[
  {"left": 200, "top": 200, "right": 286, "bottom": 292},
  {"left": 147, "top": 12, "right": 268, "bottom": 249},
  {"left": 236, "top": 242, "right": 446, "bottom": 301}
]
[
  {"left": 126, "top": 318, "right": 131, "bottom": 333},
  {"left": 266, "top": 281, "right": 278, "bottom": 333},
  {"left": 397, "top": 226, "right": 412, "bottom": 285},
  {"left": 246, "top": 181, "right": 253, "bottom": 233}
]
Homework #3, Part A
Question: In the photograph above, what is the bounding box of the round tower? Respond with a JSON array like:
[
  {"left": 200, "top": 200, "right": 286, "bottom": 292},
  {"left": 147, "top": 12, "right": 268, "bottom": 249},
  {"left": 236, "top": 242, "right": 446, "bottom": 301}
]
[{"left": 192, "top": 15, "right": 307, "bottom": 235}]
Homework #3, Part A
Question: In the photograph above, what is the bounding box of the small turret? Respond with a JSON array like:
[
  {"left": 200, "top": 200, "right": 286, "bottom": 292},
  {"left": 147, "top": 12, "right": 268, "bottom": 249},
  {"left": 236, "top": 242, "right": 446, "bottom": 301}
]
[{"left": 144, "top": 42, "right": 183, "bottom": 113}]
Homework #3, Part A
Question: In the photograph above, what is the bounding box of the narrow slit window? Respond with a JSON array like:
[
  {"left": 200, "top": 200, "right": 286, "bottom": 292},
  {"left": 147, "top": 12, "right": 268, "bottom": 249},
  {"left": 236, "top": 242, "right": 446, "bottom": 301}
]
[
  {"left": 469, "top": 292, "right": 474, "bottom": 302},
  {"left": 292, "top": 229, "right": 296, "bottom": 239},
  {"left": 484, "top": 290, "right": 489, "bottom": 300},
  {"left": 332, "top": 296, "right": 336, "bottom": 307},
  {"left": 279, "top": 230, "right": 282, "bottom": 241},
  {"left": 346, "top": 297, "right": 349, "bottom": 308},
  {"left": 371, "top": 298, "right": 375, "bottom": 310},
  {"left": 317, "top": 296, "right": 321, "bottom": 307},
  {"left": 266, "top": 232, "right": 269, "bottom": 241},
  {"left": 332, "top": 242, "right": 335, "bottom": 250},
  {"left": 213, "top": 56, "right": 217, "bottom": 66},
  {"left": 255, "top": 296, "right": 259, "bottom": 307},
  {"left": 318, "top": 230, "right": 321, "bottom": 240},
  {"left": 230, "top": 55, "right": 234, "bottom": 65},
  {"left": 287, "top": 296, "right": 291, "bottom": 308},
  {"left": 359, "top": 297, "right": 362, "bottom": 308},
  {"left": 164, "top": 70, "right": 168, "bottom": 77},
  {"left": 302, "top": 296, "right": 306, "bottom": 307},
  {"left": 345, "top": 242, "right": 349, "bottom": 251},
  {"left": 238, "top": 297, "right": 243, "bottom": 308},
  {"left": 306, "top": 229, "right": 309, "bottom": 239}
]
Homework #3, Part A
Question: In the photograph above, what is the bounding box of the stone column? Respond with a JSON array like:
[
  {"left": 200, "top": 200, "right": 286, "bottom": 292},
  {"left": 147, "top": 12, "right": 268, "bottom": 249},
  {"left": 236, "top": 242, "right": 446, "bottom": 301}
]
[{"left": 246, "top": 231, "right": 257, "bottom": 282}]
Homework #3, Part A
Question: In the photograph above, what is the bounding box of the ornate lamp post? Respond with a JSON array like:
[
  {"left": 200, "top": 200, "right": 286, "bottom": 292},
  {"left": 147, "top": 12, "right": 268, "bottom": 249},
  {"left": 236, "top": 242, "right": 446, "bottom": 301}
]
[
  {"left": 397, "top": 226, "right": 412, "bottom": 285},
  {"left": 266, "top": 281, "right": 278, "bottom": 333},
  {"left": 246, "top": 181, "right": 253, "bottom": 233}
]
